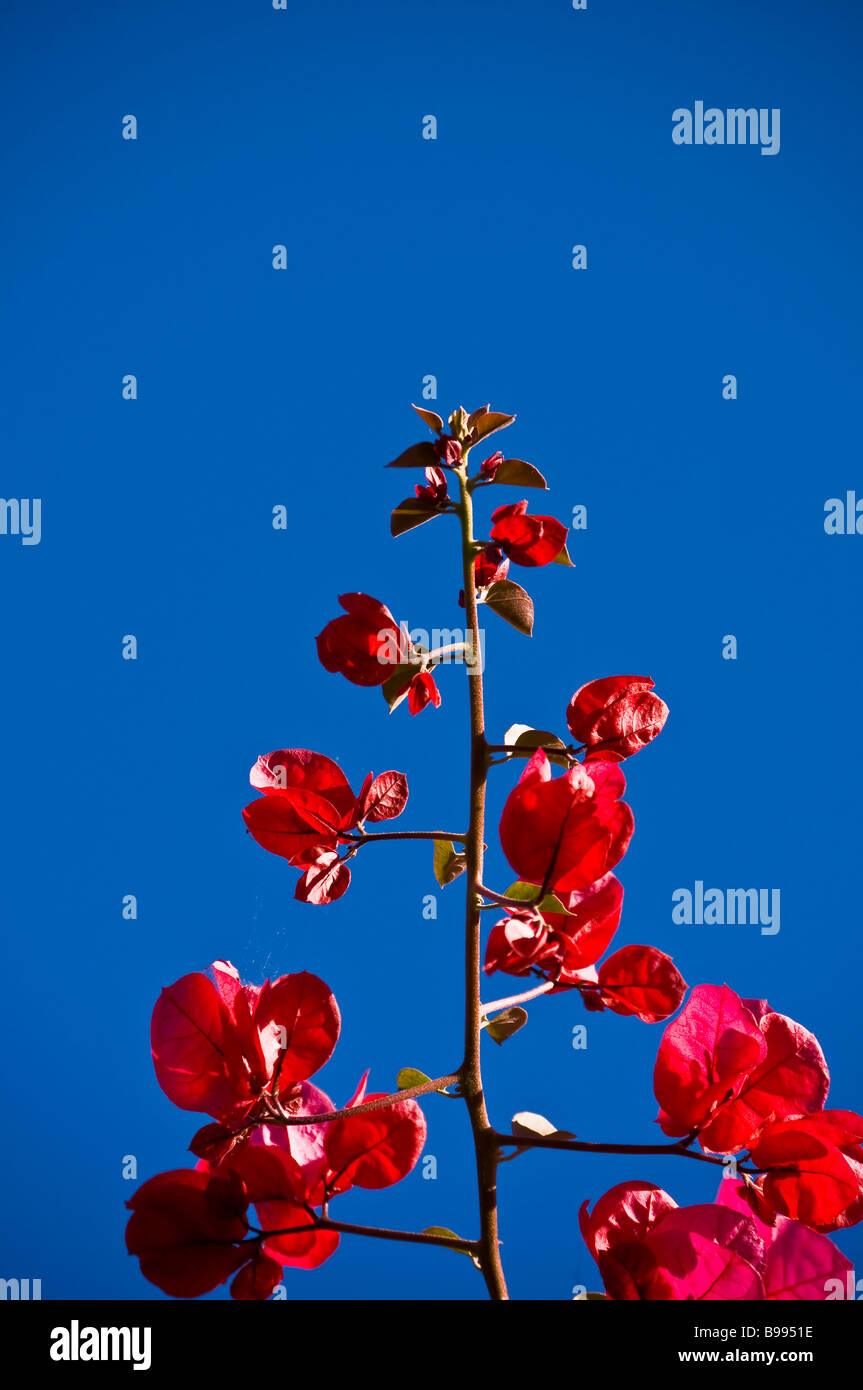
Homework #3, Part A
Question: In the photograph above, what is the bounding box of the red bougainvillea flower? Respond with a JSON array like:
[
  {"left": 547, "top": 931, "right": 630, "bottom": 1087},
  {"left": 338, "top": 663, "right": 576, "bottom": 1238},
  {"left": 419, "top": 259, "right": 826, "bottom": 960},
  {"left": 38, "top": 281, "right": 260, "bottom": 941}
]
[
  {"left": 127, "top": 1147, "right": 341, "bottom": 1299},
  {"left": 583, "top": 944, "right": 687, "bottom": 1024},
  {"left": 414, "top": 466, "right": 449, "bottom": 508},
  {"left": 405, "top": 670, "right": 440, "bottom": 714},
  {"left": 458, "top": 545, "right": 510, "bottom": 608},
  {"left": 151, "top": 960, "right": 339, "bottom": 1125},
  {"left": 242, "top": 750, "right": 408, "bottom": 902},
  {"left": 716, "top": 1176, "right": 854, "bottom": 1298},
  {"left": 323, "top": 1087, "right": 427, "bottom": 1194},
  {"left": 433, "top": 435, "right": 463, "bottom": 468},
  {"left": 316, "top": 593, "right": 407, "bottom": 686},
  {"left": 237, "top": 1071, "right": 426, "bottom": 1207},
  {"left": 125, "top": 1169, "right": 253, "bottom": 1299},
  {"left": 473, "top": 544, "right": 510, "bottom": 587},
  {"left": 499, "top": 750, "right": 633, "bottom": 894},
  {"left": 316, "top": 595, "right": 442, "bottom": 716},
  {"left": 580, "top": 1181, "right": 765, "bottom": 1300},
  {"left": 653, "top": 985, "right": 829, "bottom": 1155},
  {"left": 479, "top": 451, "right": 504, "bottom": 480},
  {"left": 484, "top": 875, "right": 622, "bottom": 981},
  {"left": 490, "top": 500, "right": 569, "bottom": 567},
  {"left": 484, "top": 908, "right": 561, "bottom": 977},
  {"left": 746, "top": 1111, "right": 863, "bottom": 1229},
  {"left": 543, "top": 873, "right": 624, "bottom": 979},
  {"left": 566, "top": 676, "right": 669, "bottom": 760}
]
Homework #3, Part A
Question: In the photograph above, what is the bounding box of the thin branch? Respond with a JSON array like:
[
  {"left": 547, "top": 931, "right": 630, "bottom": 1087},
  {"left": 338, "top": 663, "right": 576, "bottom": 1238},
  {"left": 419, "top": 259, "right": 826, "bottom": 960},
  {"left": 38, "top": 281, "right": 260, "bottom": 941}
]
[
  {"left": 481, "top": 981, "right": 555, "bottom": 1016},
  {"left": 348, "top": 830, "right": 468, "bottom": 845},
  {"left": 263, "top": 1073, "right": 462, "bottom": 1127},
  {"left": 262, "top": 1218, "right": 479, "bottom": 1254},
  {"left": 490, "top": 1130, "right": 753, "bottom": 1170},
  {"left": 476, "top": 881, "right": 541, "bottom": 909}
]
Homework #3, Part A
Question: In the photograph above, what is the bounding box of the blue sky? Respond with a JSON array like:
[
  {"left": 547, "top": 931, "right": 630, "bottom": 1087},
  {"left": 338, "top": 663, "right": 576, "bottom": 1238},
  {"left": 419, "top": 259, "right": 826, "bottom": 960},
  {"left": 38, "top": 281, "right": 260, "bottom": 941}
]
[{"left": 1, "top": 0, "right": 861, "bottom": 1300}]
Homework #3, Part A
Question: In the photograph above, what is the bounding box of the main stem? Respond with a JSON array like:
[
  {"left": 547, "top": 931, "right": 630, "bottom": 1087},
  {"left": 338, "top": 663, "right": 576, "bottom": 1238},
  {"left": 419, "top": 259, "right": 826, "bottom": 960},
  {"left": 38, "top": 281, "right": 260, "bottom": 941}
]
[{"left": 457, "top": 460, "right": 509, "bottom": 1301}]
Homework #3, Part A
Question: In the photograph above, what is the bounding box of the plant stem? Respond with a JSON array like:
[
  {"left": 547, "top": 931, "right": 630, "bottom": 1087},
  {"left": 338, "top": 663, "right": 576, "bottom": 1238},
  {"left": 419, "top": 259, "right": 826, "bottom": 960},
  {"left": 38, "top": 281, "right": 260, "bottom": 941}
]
[
  {"left": 481, "top": 981, "right": 555, "bottom": 1016},
  {"left": 262, "top": 1073, "right": 461, "bottom": 1127},
  {"left": 263, "top": 1218, "right": 479, "bottom": 1254},
  {"left": 350, "top": 830, "right": 468, "bottom": 845},
  {"left": 456, "top": 460, "right": 509, "bottom": 1301},
  {"left": 490, "top": 1130, "right": 749, "bottom": 1170}
]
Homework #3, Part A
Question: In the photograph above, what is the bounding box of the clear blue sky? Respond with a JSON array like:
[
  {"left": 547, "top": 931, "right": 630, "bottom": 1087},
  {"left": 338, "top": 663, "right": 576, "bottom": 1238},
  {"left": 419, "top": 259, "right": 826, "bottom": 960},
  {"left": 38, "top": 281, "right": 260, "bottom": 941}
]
[{"left": 1, "top": 0, "right": 861, "bottom": 1300}]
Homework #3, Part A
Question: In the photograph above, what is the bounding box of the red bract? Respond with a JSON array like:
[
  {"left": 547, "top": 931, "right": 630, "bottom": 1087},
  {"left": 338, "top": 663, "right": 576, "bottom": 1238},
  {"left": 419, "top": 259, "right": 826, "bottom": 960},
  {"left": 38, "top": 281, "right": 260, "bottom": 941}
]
[
  {"left": 316, "top": 593, "right": 406, "bottom": 686},
  {"left": 479, "top": 451, "right": 504, "bottom": 480},
  {"left": 324, "top": 1092, "right": 427, "bottom": 1192},
  {"left": 546, "top": 873, "right": 624, "bottom": 978},
  {"left": 580, "top": 1182, "right": 765, "bottom": 1301},
  {"left": 490, "top": 501, "right": 568, "bottom": 567},
  {"left": 498, "top": 751, "right": 633, "bottom": 894},
  {"left": 151, "top": 961, "right": 339, "bottom": 1123},
  {"left": 566, "top": 676, "right": 669, "bottom": 760},
  {"left": 243, "top": 751, "right": 408, "bottom": 901},
  {"left": 459, "top": 545, "right": 510, "bottom": 608},
  {"left": 717, "top": 1177, "right": 854, "bottom": 1299},
  {"left": 434, "top": 435, "right": 463, "bottom": 468},
  {"left": 484, "top": 909, "right": 560, "bottom": 977},
  {"left": 414, "top": 466, "right": 449, "bottom": 507},
  {"left": 406, "top": 670, "right": 441, "bottom": 714},
  {"left": 242, "top": 785, "right": 343, "bottom": 866},
  {"left": 293, "top": 848, "right": 352, "bottom": 905},
  {"left": 249, "top": 748, "right": 357, "bottom": 814},
  {"left": 127, "top": 1147, "right": 342, "bottom": 1299},
  {"left": 653, "top": 985, "right": 829, "bottom": 1155},
  {"left": 474, "top": 544, "right": 510, "bottom": 588},
  {"left": 588, "top": 944, "right": 687, "bottom": 1024},
  {"left": 747, "top": 1111, "right": 863, "bottom": 1229},
  {"left": 484, "top": 875, "right": 622, "bottom": 982},
  {"left": 229, "top": 1146, "right": 340, "bottom": 1271},
  {"left": 125, "top": 1169, "right": 250, "bottom": 1299}
]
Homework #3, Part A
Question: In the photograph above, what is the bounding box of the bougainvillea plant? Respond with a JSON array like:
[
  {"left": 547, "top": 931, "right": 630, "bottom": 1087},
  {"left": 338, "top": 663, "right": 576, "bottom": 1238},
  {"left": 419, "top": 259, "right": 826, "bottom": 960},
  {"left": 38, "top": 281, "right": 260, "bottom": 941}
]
[{"left": 127, "top": 404, "right": 863, "bottom": 1300}]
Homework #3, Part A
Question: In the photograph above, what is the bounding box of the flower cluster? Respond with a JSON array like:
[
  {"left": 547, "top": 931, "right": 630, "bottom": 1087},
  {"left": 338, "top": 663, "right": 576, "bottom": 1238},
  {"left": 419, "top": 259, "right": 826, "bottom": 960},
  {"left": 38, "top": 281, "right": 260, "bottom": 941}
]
[
  {"left": 654, "top": 984, "right": 863, "bottom": 1229},
  {"left": 485, "top": 676, "right": 682, "bottom": 1023},
  {"left": 580, "top": 1176, "right": 855, "bottom": 1301},
  {"left": 579, "top": 983, "right": 863, "bottom": 1299},
  {"left": 127, "top": 961, "right": 426, "bottom": 1298},
  {"left": 241, "top": 748, "right": 408, "bottom": 905}
]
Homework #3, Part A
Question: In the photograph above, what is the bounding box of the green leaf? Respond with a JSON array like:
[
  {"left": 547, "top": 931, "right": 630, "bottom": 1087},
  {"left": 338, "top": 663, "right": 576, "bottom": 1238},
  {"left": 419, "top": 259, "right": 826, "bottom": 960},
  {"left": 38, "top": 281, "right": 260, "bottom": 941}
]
[
  {"left": 485, "top": 1006, "right": 528, "bottom": 1045},
  {"left": 553, "top": 542, "right": 574, "bottom": 566},
  {"left": 483, "top": 580, "right": 534, "bottom": 636},
  {"left": 390, "top": 498, "right": 438, "bottom": 537},
  {"left": 397, "top": 1067, "right": 432, "bottom": 1091},
  {"left": 433, "top": 839, "right": 467, "bottom": 887},
  {"left": 422, "top": 1228, "right": 482, "bottom": 1268},
  {"left": 490, "top": 458, "right": 548, "bottom": 490},
  {"left": 411, "top": 404, "right": 443, "bottom": 435},
  {"left": 504, "top": 882, "right": 573, "bottom": 916},
  {"left": 386, "top": 441, "right": 439, "bottom": 469}
]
